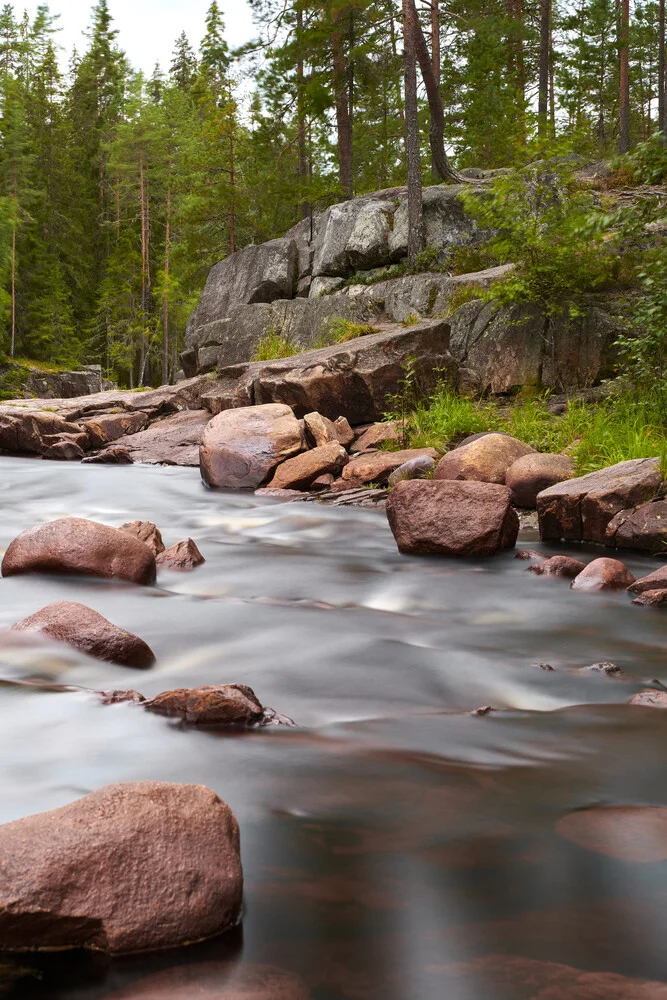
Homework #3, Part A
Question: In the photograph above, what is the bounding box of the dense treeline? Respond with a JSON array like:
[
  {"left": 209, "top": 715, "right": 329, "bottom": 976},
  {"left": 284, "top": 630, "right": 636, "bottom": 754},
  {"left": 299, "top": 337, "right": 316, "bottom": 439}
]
[{"left": 0, "top": 0, "right": 663, "bottom": 384}]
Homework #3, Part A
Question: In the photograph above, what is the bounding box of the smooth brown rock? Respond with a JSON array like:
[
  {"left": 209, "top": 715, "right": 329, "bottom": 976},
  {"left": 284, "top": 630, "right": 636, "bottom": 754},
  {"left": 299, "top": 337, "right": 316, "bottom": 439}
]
[
  {"left": 628, "top": 689, "right": 667, "bottom": 707},
  {"left": 514, "top": 547, "right": 546, "bottom": 561},
  {"left": 2, "top": 517, "right": 156, "bottom": 585},
  {"left": 434, "top": 432, "right": 535, "bottom": 485},
  {"left": 632, "top": 588, "right": 667, "bottom": 607},
  {"left": 386, "top": 479, "right": 519, "bottom": 557},
  {"left": 387, "top": 454, "right": 436, "bottom": 487},
  {"left": 157, "top": 538, "right": 205, "bottom": 571},
  {"left": 628, "top": 564, "right": 667, "bottom": 594},
  {"left": 505, "top": 452, "right": 574, "bottom": 507},
  {"left": 343, "top": 448, "right": 438, "bottom": 485},
  {"left": 121, "top": 520, "right": 165, "bottom": 556},
  {"left": 570, "top": 556, "right": 635, "bottom": 591},
  {"left": 200, "top": 403, "right": 303, "bottom": 489},
  {"left": 0, "top": 408, "right": 86, "bottom": 456},
  {"left": 82, "top": 445, "right": 133, "bottom": 464},
  {"left": 537, "top": 457, "right": 662, "bottom": 544},
  {"left": 556, "top": 806, "right": 667, "bottom": 862},
  {"left": 145, "top": 684, "right": 267, "bottom": 727},
  {"left": 83, "top": 411, "right": 149, "bottom": 449},
  {"left": 526, "top": 554, "right": 586, "bottom": 578},
  {"left": 114, "top": 409, "right": 212, "bottom": 467},
  {"left": 99, "top": 689, "right": 147, "bottom": 705},
  {"left": 268, "top": 441, "right": 348, "bottom": 490},
  {"left": 11, "top": 601, "right": 155, "bottom": 668},
  {"left": 353, "top": 420, "right": 400, "bottom": 452},
  {"left": 41, "top": 437, "right": 86, "bottom": 461},
  {"left": 333, "top": 415, "right": 354, "bottom": 447},
  {"left": 303, "top": 411, "right": 339, "bottom": 447},
  {"left": 311, "top": 473, "right": 335, "bottom": 489},
  {"left": 0, "top": 782, "right": 242, "bottom": 953},
  {"left": 606, "top": 499, "right": 667, "bottom": 552}
]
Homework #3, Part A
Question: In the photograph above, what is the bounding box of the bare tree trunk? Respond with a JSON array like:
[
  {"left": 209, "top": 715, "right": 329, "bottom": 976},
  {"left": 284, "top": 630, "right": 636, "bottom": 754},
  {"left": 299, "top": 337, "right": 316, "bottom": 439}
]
[
  {"left": 407, "top": 0, "right": 463, "bottom": 182},
  {"left": 659, "top": 0, "right": 666, "bottom": 135},
  {"left": 538, "top": 0, "right": 551, "bottom": 136},
  {"left": 403, "top": 0, "right": 423, "bottom": 263},
  {"left": 10, "top": 223, "right": 15, "bottom": 359},
  {"left": 332, "top": 14, "right": 353, "bottom": 199},
  {"left": 296, "top": 3, "right": 309, "bottom": 218},
  {"left": 229, "top": 127, "right": 236, "bottom": 254},
  {"left": 515, "top": 0, "right": 526, "bottom": 139},
  {"left": 139, "top": 148, "right": 148, "bottom": 386},
  {"left": 619, "top": 0, "right": 630, "bottom": 152},
  {"left": 431, "top": 0, "right": 440, "bottom": 177},
  {"left": 162, "top": 184, "right": 171, "bottom": 386}
]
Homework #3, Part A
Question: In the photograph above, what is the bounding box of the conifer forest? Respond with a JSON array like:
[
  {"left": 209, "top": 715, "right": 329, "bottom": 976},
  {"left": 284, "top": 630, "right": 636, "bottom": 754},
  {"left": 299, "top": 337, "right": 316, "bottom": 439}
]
[{"left": 0, "top": 0, "right": 664, "bottom": 385}]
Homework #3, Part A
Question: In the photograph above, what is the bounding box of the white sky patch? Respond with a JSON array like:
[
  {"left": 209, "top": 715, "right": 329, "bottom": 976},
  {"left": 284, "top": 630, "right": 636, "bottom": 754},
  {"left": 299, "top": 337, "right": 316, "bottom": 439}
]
[{"left": 11, "top": 0, "right": 256, "bottom": 75}]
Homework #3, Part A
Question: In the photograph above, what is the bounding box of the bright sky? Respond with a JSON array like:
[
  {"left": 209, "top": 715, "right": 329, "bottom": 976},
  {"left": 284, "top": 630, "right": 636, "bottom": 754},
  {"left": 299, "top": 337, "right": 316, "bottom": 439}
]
[{"left": 13, "top": 0, "right": 256, "bottom": 74}]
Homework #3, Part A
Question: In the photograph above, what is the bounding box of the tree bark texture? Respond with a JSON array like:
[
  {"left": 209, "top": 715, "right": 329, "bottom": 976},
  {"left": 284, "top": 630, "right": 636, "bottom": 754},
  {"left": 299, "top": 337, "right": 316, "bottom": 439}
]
[
  {"left": 403, "top": 0, "right": 423, "bottom": 262},
  {"left": 618, "top": 0, "right": 630, "bottom": 152}
]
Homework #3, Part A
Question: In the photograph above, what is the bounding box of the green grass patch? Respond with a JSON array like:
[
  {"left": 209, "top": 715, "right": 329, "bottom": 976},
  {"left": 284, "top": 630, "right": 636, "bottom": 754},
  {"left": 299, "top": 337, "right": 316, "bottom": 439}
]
[
  {"left": 314, "top": 317, "right": 380, "bottom": 348},
  {"left": 252, "top": 330, "right": 297, "bottom": 361}
]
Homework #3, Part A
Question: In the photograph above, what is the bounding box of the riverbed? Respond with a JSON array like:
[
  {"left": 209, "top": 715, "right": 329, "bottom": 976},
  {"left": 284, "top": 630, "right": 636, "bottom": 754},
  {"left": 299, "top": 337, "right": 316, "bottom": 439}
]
[{"left": 0, "top": 455, "right": 666, "bottom": 998}]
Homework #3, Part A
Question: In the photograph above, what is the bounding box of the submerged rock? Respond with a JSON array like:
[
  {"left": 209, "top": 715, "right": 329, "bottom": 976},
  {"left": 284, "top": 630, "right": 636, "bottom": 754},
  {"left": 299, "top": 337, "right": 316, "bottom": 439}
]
[
  {"left": 526, "top": 554, "right": 586, "bottom": 578},
  {"left": 581, "top": 661, "right": 623, "bottom": 677},
  {"left": 11, "top": 601, "right": 155, "bottom": 668},
  {"left": 505, "top": 452, "right": 574, "bottom": 508},
  {"left": 200, "top": 403, "right": 303, "bottom": 489},
  {"left": 0, "top": 782, "right": 242, "bottom": 953},
  {"left": 434, "top": 432, "right": 535, "bottom": 485},
  {"left": 628, "top": 689, "right": 667, "bottom": 707},
  {"left": 120, "top": 520, "right": 165, "bottom": 556},
  {"left": 628, "top": 564, "right": 667, "bottom": 594},
  {"left": 144, "top": 684, "right": 292, "bottom": 727},
  {"left": 2, "top": 517, "right": 157, "bottom": 586},
  {"left": 570, "top": 557, "right": 635, "bottom": 591},
  {"left": 386, "top": 479, "right": 519, "bottom": 557},
  {"left": 632, "top": 589, "right": 667, "bottom": 607},
  {"left": 82, "top": 445, "right": 133, "bottom": 464},
  {"left": 556, "top": 805, "right": 667, "bottom": 862},
  {"left": 606, "top": 499, "right": 667, "bottom": 553},
  {"left": 156, "top": 538, "right": 205, "bottom": 571}
]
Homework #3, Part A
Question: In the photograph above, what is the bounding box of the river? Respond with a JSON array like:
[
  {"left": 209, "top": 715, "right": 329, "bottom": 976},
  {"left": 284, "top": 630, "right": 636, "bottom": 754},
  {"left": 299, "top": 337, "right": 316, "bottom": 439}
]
[{"left": 0, "top": 455, "right": 666, "bottom": 998}]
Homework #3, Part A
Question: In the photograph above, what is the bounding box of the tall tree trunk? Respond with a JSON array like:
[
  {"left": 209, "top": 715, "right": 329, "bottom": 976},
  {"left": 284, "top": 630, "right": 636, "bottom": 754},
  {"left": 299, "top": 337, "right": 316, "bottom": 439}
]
[
  {"left": 538, "top": 0, "right": 551, "bottom": 136},
  {"left": 296, "top": 3, "right": 309, "bottom": 218},
  {"left": 139, "top": 147, "right": 149, "bottom": 386},
  {"left": 403, "top": 0, "right": 423, "bottom": 262},
  {"left": 407, "top": 0, "right": 463, "bottom": 182},
  {"left": 162, "top": 184, "right": 171, "bottom": 386},
  {"left": 388, "top": 3, "right": 405, "bottom": 120},
  {"left": 659, "top": 0, "right": 666, "bottom": 136},
  {"left": 10, "top": 222, "right": 15, "bottom": 359},
  {"left": 514, "top": 0, "right": 526, "bottom": 139},
  {"left": 332, "top": 12, "right": 353, "bottom": 199},
  {"left": 229, "top": 126, "right": 236, "bottom": 254},
  {"left": 619, "top": 0, "right": 630, "bottom": 152},
  {"left": 431, "top": 0, "right": 440, "bottom": 177}
]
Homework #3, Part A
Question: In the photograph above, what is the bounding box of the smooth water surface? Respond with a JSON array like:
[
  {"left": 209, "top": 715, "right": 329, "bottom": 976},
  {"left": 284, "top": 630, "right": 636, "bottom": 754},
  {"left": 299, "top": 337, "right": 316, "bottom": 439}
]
[{"left": 0, "top": 456, "right": 666, "bottom": 998}]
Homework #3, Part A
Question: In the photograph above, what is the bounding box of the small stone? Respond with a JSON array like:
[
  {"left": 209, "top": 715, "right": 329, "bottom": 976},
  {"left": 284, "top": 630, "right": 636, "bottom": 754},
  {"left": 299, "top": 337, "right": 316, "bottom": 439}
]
[
  {"left": 387, "top": 454, "right": 436, "bottom": 487},
  {"left": 343, "top": 448, "right": 439, "bottom": 485},
  {"left": 156, "top": 538, "right": 205, "bottom": 571},
  {"left": 632, "top": 588, "right": 667, "bottom": 607},
  {"left": 570, "top": 557, "right": 635, "bottom": 592},
  {"left": 629, "top": 566, "right": 667, "bottom": 594},
  {"left": 628, "top": 689, "right": 667, "bottom": 707},
  {"left": 254, "top": 488, "right": 304, "bottom": 500},
  {"left": 333, "top": 415, "right": 355, "bottom": 448},
  {"left": 267, "top": 441, "right": 348, "bottom": 490},
  {"left": 145, "top": 683, "right": 272, "bottom": 727},
  {"left": 527, "top": 555, "right": 586, "bottom": 578},
  {"left": 581, "top": 661, "right": 623, "bottom": 677},
  {"left": 533, "top": 662, "right": 554, "bottom": 670},
  {"left": 303, "top": 411, "right": 339, "bottom": 448},
  {"left": 120, "top": 520, "right": 165, "bottom": 556},
  {"left": 98, "top": 689, "right": 147, "bottom": 705},
  {"left": 514, "top": 548, "right": 547, "bottom": 561},
  {"left": 353, "top": 420, "right": 401, "bottom": 452},
  {"left": 310, "top": 473, "right": 335, "bottom": 490},
  {"left": 471, "top": 705, "right": 495, "bottom": 716},
  {"left": 82, "top": 445, "right": 133, "bottom": 464}
]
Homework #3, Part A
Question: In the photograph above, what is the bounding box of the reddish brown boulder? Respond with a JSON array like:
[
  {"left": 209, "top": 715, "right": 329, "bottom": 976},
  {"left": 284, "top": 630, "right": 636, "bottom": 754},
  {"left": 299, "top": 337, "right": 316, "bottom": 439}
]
[
  {"left": 434, "top": 432, "right": 535, "bottom": 485},
  {"left": 0, "top": 408, "right": 86, "bottom": 456},
  {"left": 40, "top": 436, "right": 86, "bottom": 461},
  {"left": 157, "top": 538, "right": 205, "bottom": 571},
  {"left": 628, "top": 564, "right": 667, "bottom": 594},
  {"left": 556, "top": 806, "right": 667, "bottom": 862},
  {"left": 343, "top": 447, "right": 438, "bottom": 485},
  {"left": 0, "top": 782, "right": 242, "bottom": 953},
  {"left": 311, "top": 473, "right": 335, "bottom": 489},
  {"left": 606, "top": 499, "right": 667, "bottom": 553},
  {"left": 632, "top": 589, "right": 667, "bottom": 607},
  {"left": 83, "top": 411, "right": 149, "bottom": 449},
  {"left": 145, "top": 684, "right": 275, "bottom": 727},
  {"left": 113, "top": 409, "right": 212, "bottom": 467},
  {"left": 353, "top": 420, "right": 401, "bottom": 452},
  {"left": 333, "top": 415, "right": 354, "bottom": 447},
  {"left": 537, "top": 457, "right": 662, "bottom": 544},
  {"left": 200, "top": 403, "right": 303, "bottom": 489},
  {"left": 303, "top": 411, "right": 339, "bottom": 447},
  {"left": 505, "top": 452, "right": 574, "bottom": 507},
  {"left": 386, "top": 480, "right": 519, "bottom": 557},
  {"left": 268, "top": 441, "right": 348, "bottom": 490},
  {"left": 628, "top": 689, "right": 667, "bottom": 707},
  {"left": 387, "top": 454, "right": 436, "bottom": 487},
  {"left": 570, "top": 557, "right": 635, "bottom": 591},
  {"left": 121, "top": 520, "right": 165, "bottom": 556},
  {"left": 514, "top": 548, "right": 546, "bottom": 561},
  {"left": 526, "top": 554, "right": 586, "bottom": 578},
  {"left": 2, "top": 517, "right": 156, "bottom": 585},
  {"left": 82, "top": 445, "right": 133, "bottom": 464},
  {"left": 11, "top": 601, "right": 155, "bottom": 668}
]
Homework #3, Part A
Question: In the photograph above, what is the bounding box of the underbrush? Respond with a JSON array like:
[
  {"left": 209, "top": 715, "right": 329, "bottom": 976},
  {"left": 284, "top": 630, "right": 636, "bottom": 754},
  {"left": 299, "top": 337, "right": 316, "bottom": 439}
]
[
  {"left": 252, "top": 330, "right": 297, "bottom": 361},
  {"left": 314, "top": 317, "right": 380, "bottom": 347},
  {"left": 398, "top": 388, "right": 667, "bottom": 476}
]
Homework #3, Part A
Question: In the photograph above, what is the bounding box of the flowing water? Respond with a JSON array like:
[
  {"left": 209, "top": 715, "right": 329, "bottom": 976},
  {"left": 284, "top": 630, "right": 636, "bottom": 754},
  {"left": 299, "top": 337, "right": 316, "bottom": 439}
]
[{"left": 0, "top": 455, "right": 666, "bottom": 998}]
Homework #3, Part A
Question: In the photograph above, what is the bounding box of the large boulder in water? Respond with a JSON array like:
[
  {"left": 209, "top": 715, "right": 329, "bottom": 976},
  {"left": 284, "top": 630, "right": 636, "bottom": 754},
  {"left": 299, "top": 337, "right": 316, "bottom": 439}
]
[
  {"left": 570, "top": 556, "right": 635, "bottom": 591},
  {"left": 11, "top": 601, "right": 155, "bottom": 668},
  {"left": 605, "top": 499, "right": 667, "bottom": 553},
  {"left": 2, "top": 517, "right": 156, "bottom": 585},
  {"left": 0, "top": 782, "right": 242, "bottom": 953},
  {"left": 537, "top": 457, "right": 662, "bottom": 544},
  {"left": 434, "top": 433, "right": 535, "bottom": 485},
  {"left": 628, "top": 564, "right": 667, "bottom": 595},
  {"left": 386, "top": 479, "right": 519, "bottom": 556},
  {"left": 200, "top": 403, "right": 304, "bottom": 489}
]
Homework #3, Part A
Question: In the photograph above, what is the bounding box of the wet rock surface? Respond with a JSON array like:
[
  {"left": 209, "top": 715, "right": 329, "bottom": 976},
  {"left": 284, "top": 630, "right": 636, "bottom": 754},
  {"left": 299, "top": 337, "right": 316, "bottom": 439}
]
[
  {"left": 570, "top": 557, "right": 635, "bottom": 591},
  {"left": 632, "top": 588, "right": 667, "bottom": 607},
  {"left": 526, "top": 554, "right": 586, "bottom": 578},
  {"left": 0, "top": 782, "right": 243, "bottom": 954},
  {"left": 11, "top": 601, "right": 156, "bottom": 668},
  {"left": 386, "top": 479, "right": 519, "bottom": 556},
  {"left": 144, "top": 684, "right": 292, "bottom": 727},
  {"left": 606, "top": 499, "right": 667, "bottom": 552},
  {"left": 2, "top": 517, "right": 157, "bottom": 585},
  {"left": 157, "top": 538, "right": 206, "bottom": 571}
]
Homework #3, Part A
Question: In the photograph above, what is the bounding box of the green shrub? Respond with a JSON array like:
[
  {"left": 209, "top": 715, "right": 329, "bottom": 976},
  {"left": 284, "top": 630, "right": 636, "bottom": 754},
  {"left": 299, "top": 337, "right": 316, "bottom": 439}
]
[
  {"left": 621, "top": 133, "right": 667, "bottom": 185},
  {"left": 252, "top": 330, "right": 297, "bottom": 361},
  {"left": 314, "top": 317, "right": 380, "bottom": 348}
]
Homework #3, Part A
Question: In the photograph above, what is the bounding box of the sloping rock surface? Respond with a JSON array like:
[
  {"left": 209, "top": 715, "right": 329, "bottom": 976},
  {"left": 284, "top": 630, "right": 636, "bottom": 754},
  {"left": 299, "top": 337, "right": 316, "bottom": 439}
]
[{"left": 0, "top": 782, "right": 242, "bottom": 953}]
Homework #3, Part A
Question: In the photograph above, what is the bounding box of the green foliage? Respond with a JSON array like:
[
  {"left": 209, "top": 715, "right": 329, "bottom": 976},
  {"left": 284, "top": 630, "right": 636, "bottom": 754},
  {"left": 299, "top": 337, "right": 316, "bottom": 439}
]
[
  {"left": 251, "top": 330, "right": 296, "bottom": 360},
  {"left": 459, "top": 161, "right": 618, "bottom": 315},
  {"left": 621, "top": 133, "right": 667, "bottom": 185},
  {"left": 444, "top": 283, "right": 486, "bottom": 314},
  {"left": 615, "top": 250, "right": 667, "bottom": 418},
  {"left": 314, "top": 317, "right": 380, "bottom": 347}
]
